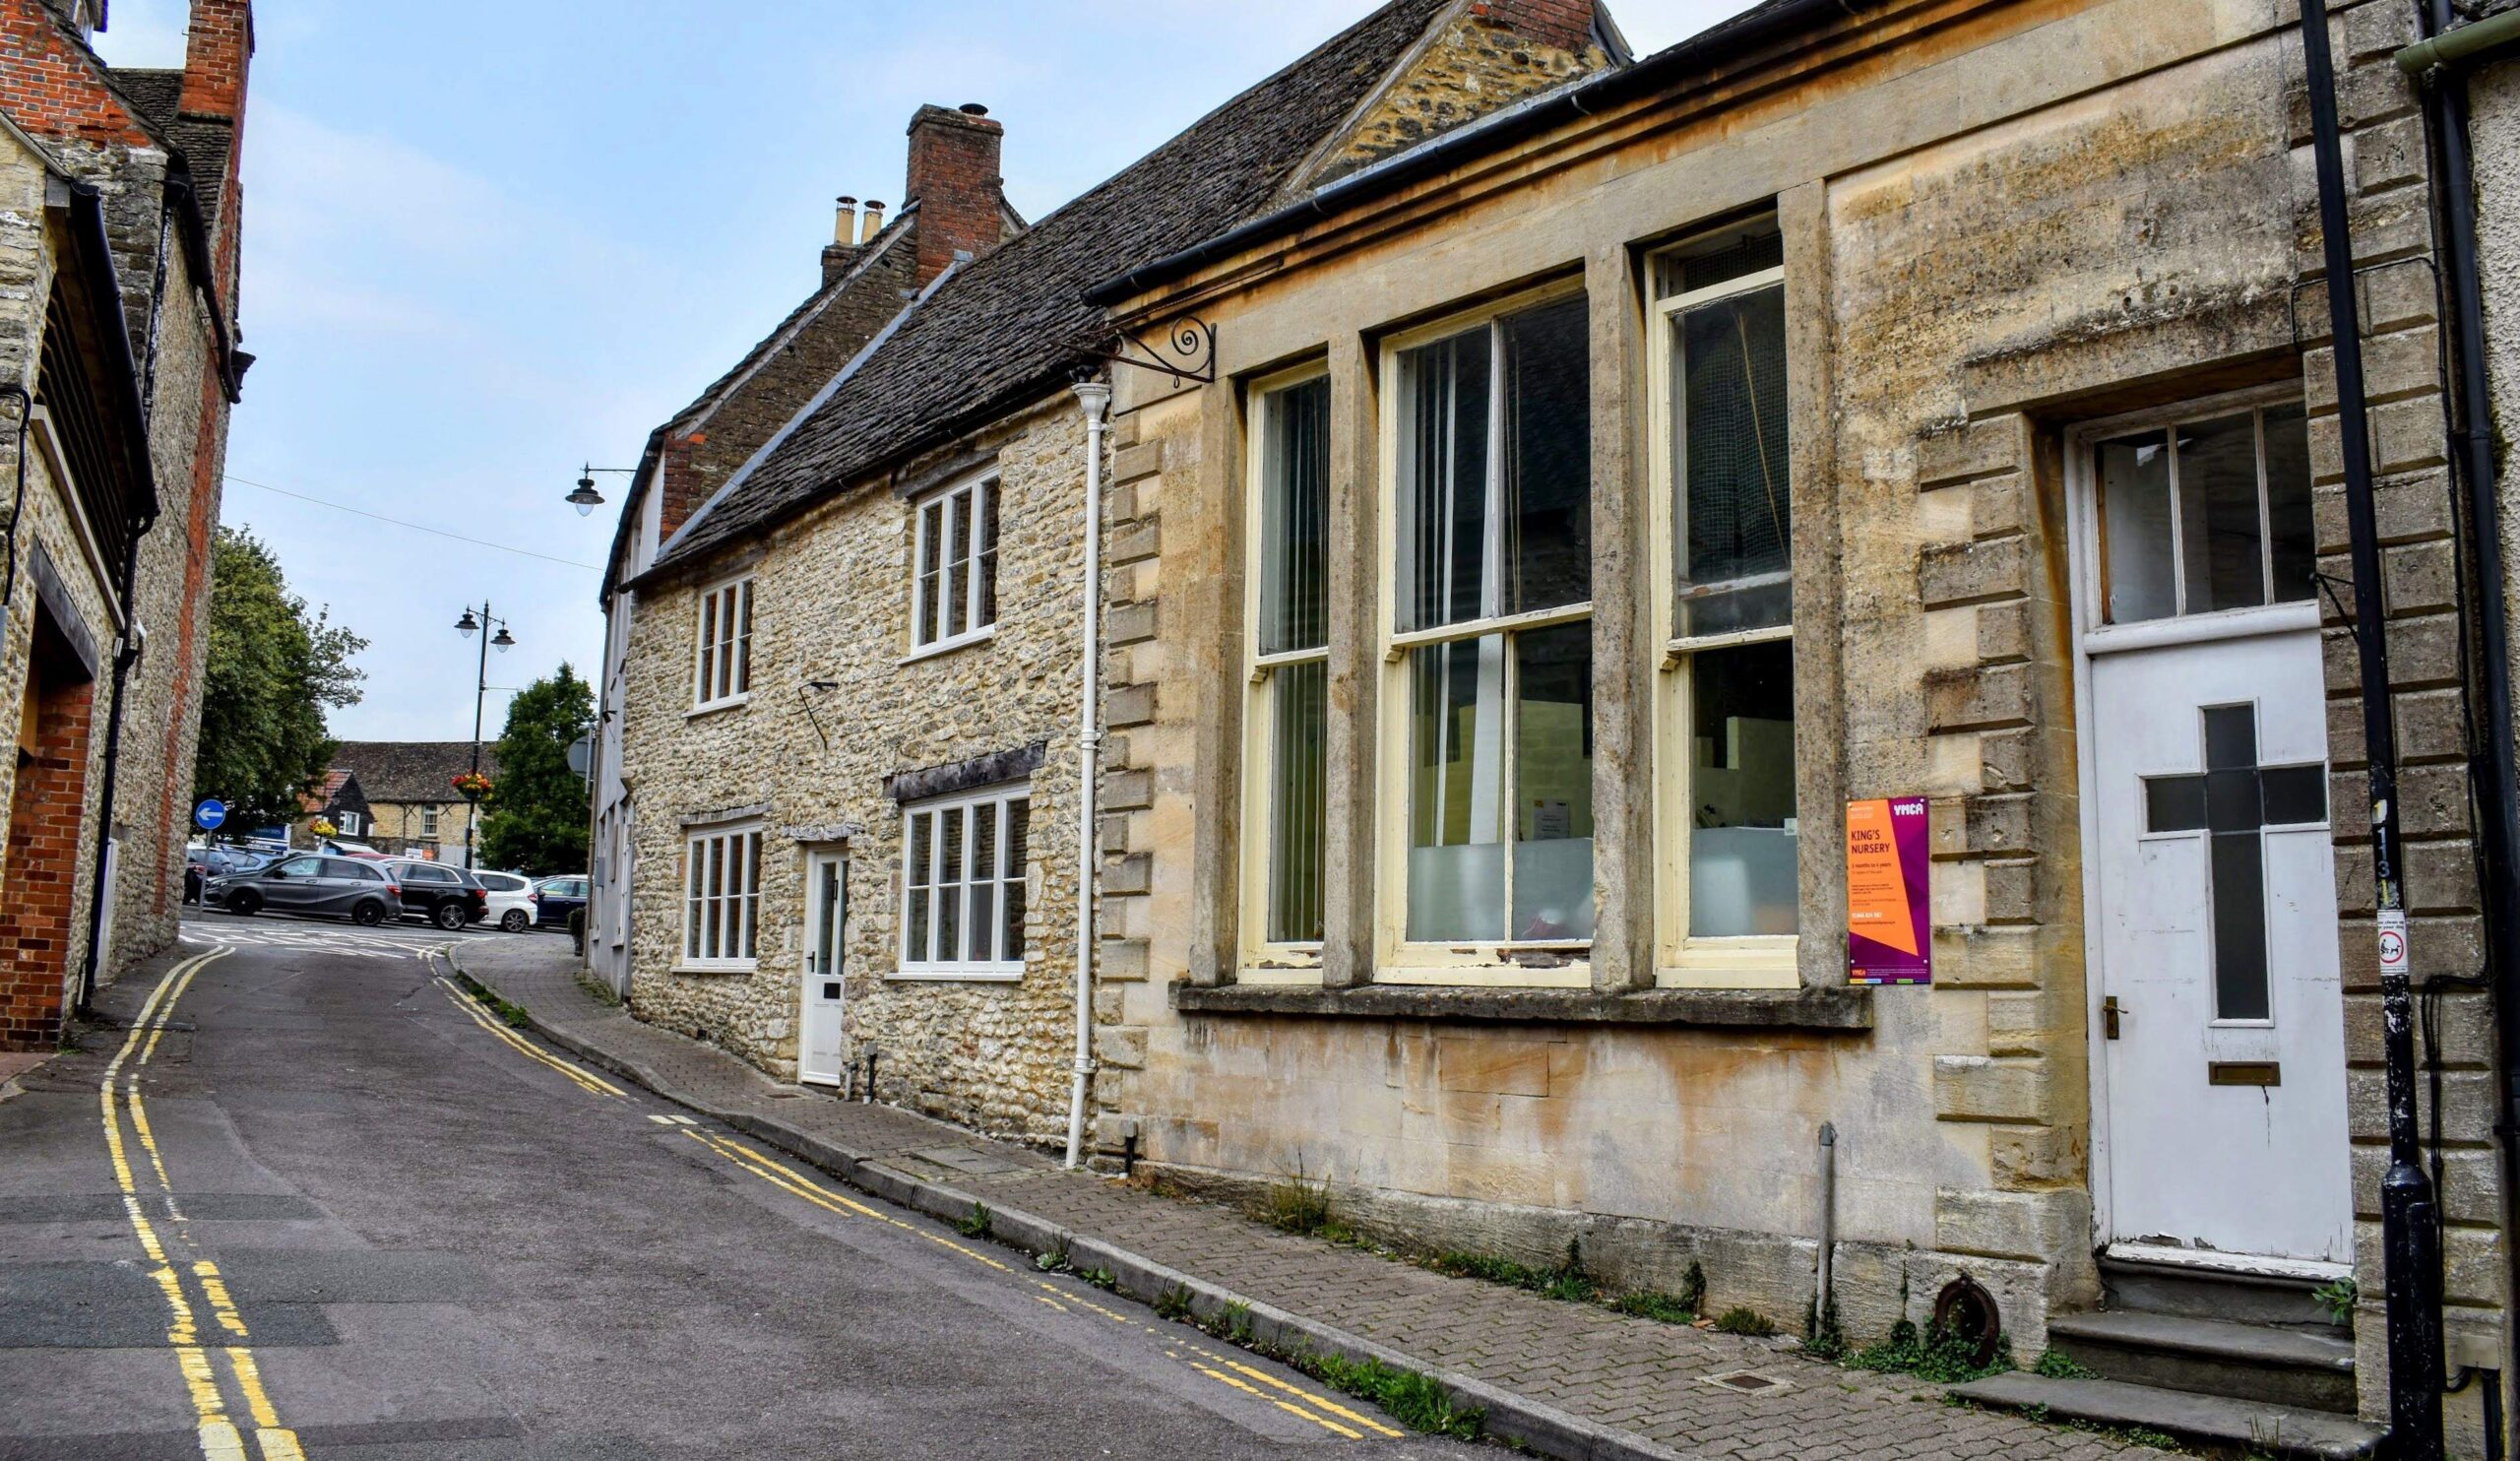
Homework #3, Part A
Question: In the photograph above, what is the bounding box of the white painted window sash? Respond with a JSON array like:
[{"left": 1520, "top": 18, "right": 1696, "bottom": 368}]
[
  {"left": 896, "top": 784, "right": 1028, "bottom": 980},
  {"left": 908, "top": 474, "right": 999, "bottom": 656}
]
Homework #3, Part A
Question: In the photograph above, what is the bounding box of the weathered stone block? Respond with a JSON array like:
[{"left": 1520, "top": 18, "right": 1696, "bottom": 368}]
[
  {"left": 1980, "top": 728, "right": 2035, "bottom": 793},
  {"left": 1924, "top": 663, "right": 2032, "bottom": 733},
  {"left": 1111, "top": 440, "right": 1164, "bottom": 483},
  {"left": 1919, "top": 536, "right": 2028, "bottom": 609},
  {"left": 1983, "top": 858, "right": 2037, "bottom": 924},
  {"left": 1100, "top": 937, "right": 1150, "bottom": 982},
  {"left": 1095, "top": 1025, "right": 1148, "bottom": 1070},
  {"left": 1931, "top": 924, "right": 2042, "bottom": 989},
  {"left": 1976, "top": 601, "right": 2030, "bottom": 667},
  {"left": 1935, "top": 1055, "right": 2049, "bottom": 1122},
  {"left": 1102, "top": 768, "right": 1153, "bottom": 811},
  {"left": 1935, "top": 1187, "right": 2087, "bottom": 1263},
  {"left": 1105, "top": 682, "right": 1156, "bottom": 729},
  {"left": 2381, "top": 539, "right": 2456, "bottom": 616},
  {"left": 1102, "top": 852, "right": 1152, "bottom": 896},
  {"left": 1970, "top": 473, "right": 2027, "bottom": 540},
  {"left": 1107, "top": 521, "right": 1160, "bottom": 565},
  {"left": 1106, "top": 600, "right": 1156, "bottom": 646},
  {"left": 1915, "top": 414, "right": 2022, "bottom": 488},
  {"left": 1991, "top": 1123, "right": 2086, "bottom": 1190}
]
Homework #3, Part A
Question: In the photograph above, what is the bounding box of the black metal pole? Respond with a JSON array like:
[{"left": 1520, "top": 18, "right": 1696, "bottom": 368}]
[
  {"left": 2300, "top": 5, "right": 2443, "bottom": 1454},
  {"left": 466, "top": 601, "right": 488, "bottom": 871}
]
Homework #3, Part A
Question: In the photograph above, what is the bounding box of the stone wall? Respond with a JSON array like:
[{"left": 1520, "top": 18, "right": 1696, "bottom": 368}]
[
  {"left": 1314, "top": 0, "right": 1607, "bottom": 182},
  {"left": 619, "top": 394, "right": 1099, "bottom": 1145},
  {"left": 1089, "top": 0, "right": 2506, "bottom": 1400}
]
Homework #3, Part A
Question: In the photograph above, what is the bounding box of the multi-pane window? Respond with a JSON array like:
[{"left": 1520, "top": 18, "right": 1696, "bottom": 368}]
[
  {"left": 912, "top": 474, "right": 999, "bottom": 652},
  {"left": 1388, "top": 292, "right": 1594, "bottom": 947},
  {"left": 419, "top": 805, "right": 439, "bottom": 838},
  {"left": 1654, "top": 222, "right": 1799, "bottom": 954},
  {"left": 682, "top": 824, "right": 762, "bottom": 967},
  {"left": 1246, "top": 374, "right": 1330, "bottom": 950},
  {"left": 694, "top": 576, "right": 753, "bottom": 708},
  {"left": 900, "top": 786, "right": 1029, "bottom": 977},
  {"left": 2096, "top": 402, "right": 2313, "bottom": 624}
]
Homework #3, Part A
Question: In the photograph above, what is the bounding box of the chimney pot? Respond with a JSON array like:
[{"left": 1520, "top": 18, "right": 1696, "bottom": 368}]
[
  {"left": 858, "top": 200, "right": 887, "bottom": 245},
  {"left": 832, "top": 195, "right": 858, "bottom": 244},
  {"left": 959, "top": 102, "right": 988, "bottom": 116}
]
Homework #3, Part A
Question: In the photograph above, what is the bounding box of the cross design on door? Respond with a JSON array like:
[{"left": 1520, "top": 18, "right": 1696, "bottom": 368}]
[{"left": 2141, "top": 704, "right": 2328, "bottom": 1021}]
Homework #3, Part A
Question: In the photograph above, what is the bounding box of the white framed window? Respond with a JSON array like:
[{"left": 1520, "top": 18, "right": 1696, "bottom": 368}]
[
  {"left": 420, "top": 805, "right": 440, "bottom": 838},
  {"left": 336, "top": 811, "right": 362, "bottom": 837},
  {"left": 693, "top": 576, "right": 754, "bottom": 709},
  {"left": 898, "top": 784, "right": 1029, "bottom": 979},
  {"left": 1648, "top": 219, "right": 1798, "bottom": 985},
  {"left": 1240, "top": 368, "right": 1330, "bottom": 974},
  {"left": 909, "top": 473, "right": 998, "bottom": 656},
  {"left": 1373, "top": 284, "right": 1594, "bottom": 984},
  {"left": 2088, "top": 397, "right": 2314, "bottom": 626},
  {"left": 682, "top": 823, "right": 763, "bottom": 968}
]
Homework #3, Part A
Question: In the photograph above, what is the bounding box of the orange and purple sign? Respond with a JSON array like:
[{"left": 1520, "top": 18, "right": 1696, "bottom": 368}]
[{"left": 1847, "top": 796, "right": 1930, "bottom": 985}]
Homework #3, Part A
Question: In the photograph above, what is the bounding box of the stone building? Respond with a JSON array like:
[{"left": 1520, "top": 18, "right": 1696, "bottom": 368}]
[
  {"left": 0, "top": 0, "right": 247, "bottom": 1048},
  {"left": 595, "top": 0, "right": 1620, "bottom": 1144},
  {"left": 319, "top": 740, "right": 496, "bottom": 858},
  {"left": 1082, "top": 0, "right": 2515, "bottom": 1449}
]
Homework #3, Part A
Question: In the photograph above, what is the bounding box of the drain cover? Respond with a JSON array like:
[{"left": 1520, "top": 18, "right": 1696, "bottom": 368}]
[{"left": 1705, "top": 1371, "right": 1788, "bottom": 1394}]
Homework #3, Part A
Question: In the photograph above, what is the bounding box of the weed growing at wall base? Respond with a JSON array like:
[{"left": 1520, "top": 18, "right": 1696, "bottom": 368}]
[{"left": 1297, "top": 1352, "right": 1482, "bottom": 1441}]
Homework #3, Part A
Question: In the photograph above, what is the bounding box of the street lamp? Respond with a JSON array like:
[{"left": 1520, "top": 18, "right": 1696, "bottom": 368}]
[
  {"left": 567, "top": 464, "right": 637, "bottom": 517},
  {"left": 453, "top": 602, "right": 514, "bottom": 871}
]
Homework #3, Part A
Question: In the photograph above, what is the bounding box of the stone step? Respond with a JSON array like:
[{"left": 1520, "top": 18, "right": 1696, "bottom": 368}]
[
  {"left": 2048, "top": 1309, "right": 2358, "bottom": 1413},
  {"left": 2099, "top": 1250, "right": 2337, "bottom": 1328},
  {"left": 1953, "top": 1373, "right": 2383, "bottom": 1460}
]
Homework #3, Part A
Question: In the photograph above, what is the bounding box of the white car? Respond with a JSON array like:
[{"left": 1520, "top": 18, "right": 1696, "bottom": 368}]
[{"left": 472, "top": 870, "right": 538, "bottom": 932}]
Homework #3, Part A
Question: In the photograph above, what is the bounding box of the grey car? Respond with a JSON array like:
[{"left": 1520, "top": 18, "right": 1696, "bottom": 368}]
[{"left": 205, "top": 854, "right": 401, "bottom": 925}]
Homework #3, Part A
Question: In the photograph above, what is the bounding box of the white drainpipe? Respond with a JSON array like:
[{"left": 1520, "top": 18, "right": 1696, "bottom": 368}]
[{"left": 1066, "top": 376, "right": 1112, "bottom": 1170}]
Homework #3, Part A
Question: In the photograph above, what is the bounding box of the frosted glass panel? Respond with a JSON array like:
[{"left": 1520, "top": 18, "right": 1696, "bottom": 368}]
[
  {"left": 1512, "top": 838, "right": 1595, "bottom": 941},
  {"left": 1408, "top": 843, "right": 1505, "bottom": 943},
  {"left": 1690, "top": 828, "right": 1799, "bottom": 937},
  {"left": 1408, "top": 635, "right": 1506, "bottom": 941}
]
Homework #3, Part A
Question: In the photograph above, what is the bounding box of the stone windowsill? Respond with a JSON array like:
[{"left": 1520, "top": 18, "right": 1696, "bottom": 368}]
[{"left": 1169, "top": 980, "right": 1872, "bottom": 1031}]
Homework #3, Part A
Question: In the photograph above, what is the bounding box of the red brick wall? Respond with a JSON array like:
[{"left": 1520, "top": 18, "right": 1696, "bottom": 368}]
[
  {"left": 1469, "top": 0, "right": 1595, "bottom": 52},
  {"left": 178, "top": 0, "right": 253, "bottom": 122},
  {"left": 656, "top": 432, "right": 707, "bottom": 543},
  {"left": 0, "top": 671, "right": 94, "bottom": 1050},
  {"left": 0, "top": 0, "right": 152, "bottom": 147},
  {"left": 905, "top": 104, "right": 1004, "bottom": 286}
]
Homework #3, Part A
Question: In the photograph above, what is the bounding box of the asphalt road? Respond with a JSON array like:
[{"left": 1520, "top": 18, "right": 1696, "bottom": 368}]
[{"left": 0, "top": 915, "right": 1482, "bottom": 1460}]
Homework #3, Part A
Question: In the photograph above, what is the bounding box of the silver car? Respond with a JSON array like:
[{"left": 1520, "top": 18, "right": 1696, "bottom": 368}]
[{"left": 205, "top": 854, "right": 402, "bottom": 925}]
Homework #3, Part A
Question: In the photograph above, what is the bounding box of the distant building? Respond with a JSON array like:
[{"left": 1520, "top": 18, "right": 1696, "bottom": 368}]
[
  {"left": 319, "top": 740, "right": 498, "bottom": 861},
  {"left": 0, "top": 0, "right": 250, "bottom": 1048}
]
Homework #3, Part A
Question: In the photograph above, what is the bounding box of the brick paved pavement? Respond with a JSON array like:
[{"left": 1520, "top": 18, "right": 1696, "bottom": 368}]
[{"left": 453, "top": 935, "right": 2162, "bottom": 1461}]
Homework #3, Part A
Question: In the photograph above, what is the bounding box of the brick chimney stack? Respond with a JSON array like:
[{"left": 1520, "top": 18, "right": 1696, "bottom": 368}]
[
  {"left": 904, "top": 103, "right": 1003, "bottom": 286},
  {"left": 178, "top": 0, "right": 253, "bottom": 122}
]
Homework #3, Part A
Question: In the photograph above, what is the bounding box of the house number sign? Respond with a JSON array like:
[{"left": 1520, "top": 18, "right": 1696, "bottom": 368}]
[{"left": 1847, "top": 796, "right": 1930, "bottom": 986}]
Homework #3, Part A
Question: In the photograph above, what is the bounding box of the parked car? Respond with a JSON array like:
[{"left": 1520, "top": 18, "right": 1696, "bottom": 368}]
[
  {"left": 472, "top": 870, "right": 537, "bottom": 932},
  {"left": 203, "top": 855, "right": 402, "bottom": 925},
  {"left": 533, "top": 875, "right": 590, "bottom": 930},
  {"left": 379, "top": 858, "right": 488, "bottom": 930}
]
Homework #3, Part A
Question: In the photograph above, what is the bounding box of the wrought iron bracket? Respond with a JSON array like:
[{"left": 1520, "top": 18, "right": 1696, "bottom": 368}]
[{"left": 1107, "top": 315, "right": 1218, "bottom": 385}]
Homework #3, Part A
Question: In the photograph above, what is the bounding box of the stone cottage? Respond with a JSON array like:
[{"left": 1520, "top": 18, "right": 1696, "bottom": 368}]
[
  {"left": 596, "top": 0, "right": 1622, "bottom": 1153},
  {"left": 1086, "top": 0, "right": 2514, "bottom": 1450},
  {"left": 0, "top": 0, "right": 248, "bottom": 1047},
  {"left": 319, "top": 740, "right": 499, "bottom": 858}
]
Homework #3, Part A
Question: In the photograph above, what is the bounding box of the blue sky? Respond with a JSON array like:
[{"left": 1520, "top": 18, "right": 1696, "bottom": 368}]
[{"left": 94, "top": 0, "right": 1757, "bottom": 740}]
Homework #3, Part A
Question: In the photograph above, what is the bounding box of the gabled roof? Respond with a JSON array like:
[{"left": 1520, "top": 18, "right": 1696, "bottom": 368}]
[
  {"left": 645, "top": 0, "right": 1461, "bottom": 577},
  {"left": 327, "top": 741, "right": 501, "bottom": 805},
  {"left": 108, "top": 66, "right": 235, "bottom": 230}
]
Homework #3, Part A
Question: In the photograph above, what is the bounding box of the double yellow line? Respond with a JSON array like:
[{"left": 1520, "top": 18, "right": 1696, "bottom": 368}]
[
  {"left": 101, "top": 947, "right": 306, "bottom": 1461},
  {"left": 424, "top": 956, "right": 623, "bottom": 1100},
  {"left": 675, "top": 1129, "right": 1394, "bottom": 1440}
]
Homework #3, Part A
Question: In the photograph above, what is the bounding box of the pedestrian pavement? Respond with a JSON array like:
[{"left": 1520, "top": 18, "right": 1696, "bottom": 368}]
[{"left": 450, "top": 937, "right": 2163, "bottom": 1461}]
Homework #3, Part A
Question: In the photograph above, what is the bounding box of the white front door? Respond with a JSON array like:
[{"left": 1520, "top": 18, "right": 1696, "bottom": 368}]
[
  {"left": 2078, "top": 391, "right": 2352, "bottom": 1266},
  {"left": 798, "top": 851, "right": 848, "bottom": 1086}
]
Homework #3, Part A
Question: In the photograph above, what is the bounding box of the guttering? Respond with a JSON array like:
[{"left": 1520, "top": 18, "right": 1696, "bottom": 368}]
[
  {"left": 1064, "top": 377, "right": 1111, "bottom": 1171},
  {"left": 1082, "top": 0, "right": 1896, "bottom": 309},
  {"left": 2299, "top": 3, "right": 2442, "bottom": 1454},
  {"left": 2400, "top": 0, "right": 2520, "bottom": 1426},
  {"left": 2395, "top": 5, "right": 2520, "bottom": 76}
]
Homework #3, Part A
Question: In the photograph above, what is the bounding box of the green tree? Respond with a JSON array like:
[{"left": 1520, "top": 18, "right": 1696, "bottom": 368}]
[
  {"left": 192, "top": 528, "right": 366, "bottom": 827},
  {"left": 478, "top": 663, "right": 593, "bottom": 874}
]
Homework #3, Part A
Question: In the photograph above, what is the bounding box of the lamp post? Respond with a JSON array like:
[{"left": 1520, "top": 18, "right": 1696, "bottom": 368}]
[
  {"left": 566, "top": 464, "right": 637, "bottom": 516},
  {"left": 453, "top": 603, "right": 515, "bottom": 870}
]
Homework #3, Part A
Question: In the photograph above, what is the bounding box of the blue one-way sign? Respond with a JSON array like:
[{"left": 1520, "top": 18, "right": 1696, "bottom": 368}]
[{"left": 194, "top": 798, "right": 227, "bottom": 832}]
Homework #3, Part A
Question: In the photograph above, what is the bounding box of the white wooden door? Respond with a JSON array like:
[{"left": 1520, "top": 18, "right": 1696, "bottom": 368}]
[
  {"left": 797, "top": 852, "right": 848, "bottom": 1087},
  {"left": 2089, "top": 631, "right": 2351, "bottom": 1262},
  {"left": 2077, "top": 392, "right": 2350, "bottom": 1265}
]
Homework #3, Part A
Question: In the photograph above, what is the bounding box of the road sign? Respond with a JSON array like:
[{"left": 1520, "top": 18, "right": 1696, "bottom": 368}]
[{"left": 194, "top": 798, "right": 227, "bottom": 832}]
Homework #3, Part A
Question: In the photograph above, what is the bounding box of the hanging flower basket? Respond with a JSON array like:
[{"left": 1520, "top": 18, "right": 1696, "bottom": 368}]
[
  {"left": 451, "top": 771, "right": 493, "bottom": 798},
  {"left": 309, "top": 817, "right": 338, "bottom": 837}
]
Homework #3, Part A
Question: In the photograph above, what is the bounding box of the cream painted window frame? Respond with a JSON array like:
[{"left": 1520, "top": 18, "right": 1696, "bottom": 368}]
[
  {"left": 1372, "top": 280, "right": 1593, "bottom": 989},
  {"left": 906, "top": 470, "right": 1000, "bottom": 660},
  {"left": 419, "top": 806, "right": 439, "bottom": 839},
  {"left": 1647, "top": 241, "right": 1798, "bottom": 988},
  {"left": 1238, "top": 365, "right": 1333, "bottom": 983},
  {"left": 692, "top": 574, "right": 754, "bottom": 712}
]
